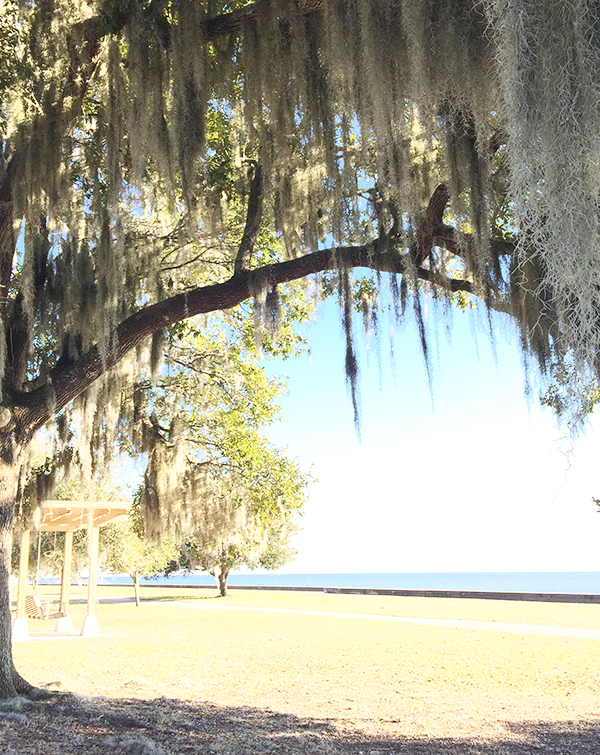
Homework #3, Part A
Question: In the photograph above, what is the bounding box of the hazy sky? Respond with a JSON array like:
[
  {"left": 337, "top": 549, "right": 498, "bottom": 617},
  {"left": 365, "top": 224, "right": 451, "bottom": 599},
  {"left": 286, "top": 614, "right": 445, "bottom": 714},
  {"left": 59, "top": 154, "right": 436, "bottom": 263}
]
[{"left": 261, "top": 294, "right": 600, "bottom": 574}]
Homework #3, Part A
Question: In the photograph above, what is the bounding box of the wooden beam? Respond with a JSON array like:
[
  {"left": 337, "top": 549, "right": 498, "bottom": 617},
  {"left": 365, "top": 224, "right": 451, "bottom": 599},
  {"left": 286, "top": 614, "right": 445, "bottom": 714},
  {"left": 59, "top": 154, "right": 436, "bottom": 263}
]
[
  {"left": 16, "top": 529, "right": 30, "bottom": 620},
  {"left": 81, "top": 525, "right": 100, "bottom": 637},
  {"left": 37, "top": 501, "right": 130, "bottom": 532},
  {"left": 87, "top": 526, "right": 99, "bottom": 618},
  {"left": 60, "top": 530, "right": 73, "bottom": 613}
]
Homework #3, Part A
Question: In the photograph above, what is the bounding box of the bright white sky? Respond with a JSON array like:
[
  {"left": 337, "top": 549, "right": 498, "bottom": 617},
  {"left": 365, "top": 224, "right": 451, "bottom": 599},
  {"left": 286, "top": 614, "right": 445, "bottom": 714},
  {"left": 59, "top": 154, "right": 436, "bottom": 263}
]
[{"left": 261, "top": 294, "right": 600, "bottom": 574}]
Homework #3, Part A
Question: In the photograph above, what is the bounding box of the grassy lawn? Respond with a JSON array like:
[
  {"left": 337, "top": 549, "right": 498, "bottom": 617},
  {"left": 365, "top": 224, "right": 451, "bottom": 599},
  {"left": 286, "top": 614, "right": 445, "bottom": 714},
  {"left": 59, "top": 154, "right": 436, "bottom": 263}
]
[
  {"left": 8, "top": 584, "right": 600, "bottom": 743},
  {"left": 36, "top": 582, "right": 600, "bottom": 628},
  {"left": 175, "top": 585, "right": 600, "bottom": 628}
]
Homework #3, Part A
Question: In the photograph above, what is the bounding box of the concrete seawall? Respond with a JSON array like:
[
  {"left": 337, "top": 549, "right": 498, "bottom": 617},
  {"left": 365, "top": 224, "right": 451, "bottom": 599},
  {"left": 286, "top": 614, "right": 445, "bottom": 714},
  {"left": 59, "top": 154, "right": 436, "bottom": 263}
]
[{"left": 139, "top": 583, "right": 600, "bottom": 604}]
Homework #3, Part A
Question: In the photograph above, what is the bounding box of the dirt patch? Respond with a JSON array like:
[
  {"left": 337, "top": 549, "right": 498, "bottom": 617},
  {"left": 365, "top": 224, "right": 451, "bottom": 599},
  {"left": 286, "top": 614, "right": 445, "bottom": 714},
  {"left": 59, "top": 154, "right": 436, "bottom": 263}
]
[{"left": 2, "top": 695, "right": 600, "bottom": 754}]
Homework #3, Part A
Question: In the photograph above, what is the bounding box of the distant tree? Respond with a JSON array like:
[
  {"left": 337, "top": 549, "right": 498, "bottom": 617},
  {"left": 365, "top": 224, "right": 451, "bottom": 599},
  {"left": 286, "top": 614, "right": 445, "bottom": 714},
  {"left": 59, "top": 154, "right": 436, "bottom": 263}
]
[
  {"left": 132, "top": 323, "right": 309, "bottom": 574},
  {"left": 101, "top": 502, "right": 178, "bottom": 607},
  {"left": 104, "top": 323, "right": 309, "bottom": 599},
  {"left": 170, "top": 502, "right": 301, "bottom": 597},
  {"left": 257, "top": 523, "right": 301, "bottom": 572}
]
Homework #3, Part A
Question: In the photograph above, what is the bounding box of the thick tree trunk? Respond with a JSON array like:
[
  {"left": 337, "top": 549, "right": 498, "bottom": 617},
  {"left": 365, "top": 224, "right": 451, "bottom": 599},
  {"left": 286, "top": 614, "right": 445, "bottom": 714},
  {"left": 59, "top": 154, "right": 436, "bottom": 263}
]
[
  {"left": 0, "top": 459, "right": 36, "bottom": 700},
  {"left": 218, "top": 567, "right": 230, "bottom": 598},
  {"left": 0, "top": 496, "right": 16, "bottom": 699}
]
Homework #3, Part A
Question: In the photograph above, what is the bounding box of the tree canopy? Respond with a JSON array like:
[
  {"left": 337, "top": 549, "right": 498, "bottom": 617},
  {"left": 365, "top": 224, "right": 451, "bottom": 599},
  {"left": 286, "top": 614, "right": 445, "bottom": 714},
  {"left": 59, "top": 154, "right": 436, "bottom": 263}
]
[
  {"left": 169, "top": 519, "right": 300, "bottom": 597},
  {"left": 1, "top": 0, "right": 600, "bottom": 699},
  {"left": 134, "top": 321, "right": 308, "bottom": 596},
  {"left": 4, "top": 0, "right": 600, "bottom": 451}
]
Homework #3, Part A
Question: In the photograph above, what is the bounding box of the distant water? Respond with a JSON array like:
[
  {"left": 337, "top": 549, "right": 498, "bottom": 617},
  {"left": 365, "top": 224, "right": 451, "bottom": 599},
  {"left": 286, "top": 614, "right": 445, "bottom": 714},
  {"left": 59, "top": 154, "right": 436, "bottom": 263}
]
[{"left": 83, "top": 571, "right": 600, "bottom": 594}]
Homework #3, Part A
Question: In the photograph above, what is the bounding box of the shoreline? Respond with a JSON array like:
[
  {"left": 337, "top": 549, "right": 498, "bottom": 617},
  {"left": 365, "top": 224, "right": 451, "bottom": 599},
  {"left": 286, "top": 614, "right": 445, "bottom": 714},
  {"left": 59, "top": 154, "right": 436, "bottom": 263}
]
[{"left": 126, "top": 582, "right": 600, "bottom": 603}]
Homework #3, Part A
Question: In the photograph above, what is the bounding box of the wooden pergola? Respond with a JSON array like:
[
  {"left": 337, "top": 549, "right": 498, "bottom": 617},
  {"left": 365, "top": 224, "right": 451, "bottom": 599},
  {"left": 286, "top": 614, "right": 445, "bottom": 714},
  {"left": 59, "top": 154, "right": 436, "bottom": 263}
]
[{"left": 12, "top": 500, "right": 130, "bottom": 641}]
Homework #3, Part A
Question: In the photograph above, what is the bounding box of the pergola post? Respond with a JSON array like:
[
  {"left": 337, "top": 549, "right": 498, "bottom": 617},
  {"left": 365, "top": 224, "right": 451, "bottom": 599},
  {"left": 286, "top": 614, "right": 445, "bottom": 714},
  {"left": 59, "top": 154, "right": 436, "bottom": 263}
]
[
  {"left": 81, "top": 525, "right": 100, "bottom": 638},
  {"left": 12, "top": 529, "right": 31, "bottom": 642},
  {"left": 55, "top": 530, "right": 74, "bottom": 632}
]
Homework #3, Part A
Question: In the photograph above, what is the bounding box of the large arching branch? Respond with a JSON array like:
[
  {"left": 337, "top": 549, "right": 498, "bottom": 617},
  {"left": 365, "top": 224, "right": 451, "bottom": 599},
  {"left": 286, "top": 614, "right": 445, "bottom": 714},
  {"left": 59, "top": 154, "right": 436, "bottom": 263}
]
[{"left": 14, "top": 235, "right": 514, "bottom": 439}]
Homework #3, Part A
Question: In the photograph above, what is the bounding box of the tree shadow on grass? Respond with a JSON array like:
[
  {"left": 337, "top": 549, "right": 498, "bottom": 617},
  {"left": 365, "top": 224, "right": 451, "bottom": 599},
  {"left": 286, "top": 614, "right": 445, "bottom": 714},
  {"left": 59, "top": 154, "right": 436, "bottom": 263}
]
[
  {"left": 63, "top": 591, "right": 222, "bottom": 605},
  {"left": 1, "top": 693, "right": 600, "bottom": 754},
  {"left": 139, "top": 591, "right": 223, "bottom": 602},
  {"left": 348, "top": 719, "right": 600, "bottom": 754}
]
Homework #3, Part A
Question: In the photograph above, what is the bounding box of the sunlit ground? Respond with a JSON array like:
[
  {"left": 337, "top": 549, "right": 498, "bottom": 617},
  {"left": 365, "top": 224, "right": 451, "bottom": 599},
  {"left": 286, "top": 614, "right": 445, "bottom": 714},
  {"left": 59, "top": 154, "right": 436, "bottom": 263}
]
[{"left": 10, "top": 586, "right": 600, "bottom": 743}]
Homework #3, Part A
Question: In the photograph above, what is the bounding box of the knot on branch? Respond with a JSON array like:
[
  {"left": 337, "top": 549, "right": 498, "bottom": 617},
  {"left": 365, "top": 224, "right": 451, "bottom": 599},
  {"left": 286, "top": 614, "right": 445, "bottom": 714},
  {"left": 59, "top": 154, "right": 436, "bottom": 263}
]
[
  {"left": 415, "top": 184, "right": 450, "bottom": 266},
  {"left": 0, "top": 407, "right": 12, "bottom": 429}
]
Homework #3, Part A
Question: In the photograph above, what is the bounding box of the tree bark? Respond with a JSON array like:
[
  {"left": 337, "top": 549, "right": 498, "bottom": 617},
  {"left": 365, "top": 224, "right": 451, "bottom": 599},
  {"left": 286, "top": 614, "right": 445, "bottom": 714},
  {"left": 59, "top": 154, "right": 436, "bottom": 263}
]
[
  {"left": 234, "top": 164, "right": 264, "bottom": 275},
  {"left": 0, "top": 174, "right": 15, "bottom": 317},
  {"left": 218, "top": 567, "right": 230, "bottom": 598},
  {"left": 0, "top": 458, "right": 25, "bottom": 699},
  {"left": 133, "top": 575, "right": 140, "bottom": 607},
  {"left": 18, "top": 235, "right": 504, "bottom": 441},
  {"left": 0, "top": 441, "right": 51, "bottom": 700}
]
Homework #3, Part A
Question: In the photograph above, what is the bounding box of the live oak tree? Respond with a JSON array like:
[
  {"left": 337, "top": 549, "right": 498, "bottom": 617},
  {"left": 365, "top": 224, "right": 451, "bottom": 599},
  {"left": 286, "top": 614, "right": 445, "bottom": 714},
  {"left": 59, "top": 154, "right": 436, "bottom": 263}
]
[
  {"left": 173, "top": 521, "right": 300, "bottom": 598},
  {"left": 1, "top": 0, "right": 600, "bottom": 698},
  {"left": 135, "top": 322, "right": 308, "bottom": 598},
  {"left": 100, "top": 506, "right": 178, "bottom": 607}
]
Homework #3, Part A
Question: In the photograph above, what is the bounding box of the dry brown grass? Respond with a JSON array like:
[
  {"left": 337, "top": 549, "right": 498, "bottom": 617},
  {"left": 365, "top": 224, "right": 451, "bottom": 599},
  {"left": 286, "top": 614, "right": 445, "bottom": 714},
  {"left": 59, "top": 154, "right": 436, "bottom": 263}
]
[{"left": 4, "top": 586, "right": 600, "bottom": 753}]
